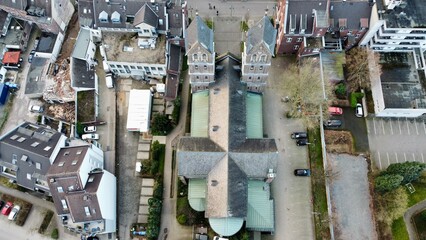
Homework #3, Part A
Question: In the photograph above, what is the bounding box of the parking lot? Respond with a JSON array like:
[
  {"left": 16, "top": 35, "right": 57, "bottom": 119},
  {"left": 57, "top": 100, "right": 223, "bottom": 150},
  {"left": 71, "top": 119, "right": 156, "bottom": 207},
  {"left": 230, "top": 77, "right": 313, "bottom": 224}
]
[{"left": 367, "top": 117, "right": 426, "bottom": 170}]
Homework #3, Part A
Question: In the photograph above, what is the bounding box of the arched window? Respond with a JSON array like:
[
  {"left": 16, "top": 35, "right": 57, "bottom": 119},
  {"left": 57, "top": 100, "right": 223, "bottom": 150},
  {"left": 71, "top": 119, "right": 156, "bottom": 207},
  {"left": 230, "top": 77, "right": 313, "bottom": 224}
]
[
  {"left": 251, "top": 54, "right": 257, "bottom": 62},
  {"left": 260, "top": 55, "right": 267, "bottom": 62}
]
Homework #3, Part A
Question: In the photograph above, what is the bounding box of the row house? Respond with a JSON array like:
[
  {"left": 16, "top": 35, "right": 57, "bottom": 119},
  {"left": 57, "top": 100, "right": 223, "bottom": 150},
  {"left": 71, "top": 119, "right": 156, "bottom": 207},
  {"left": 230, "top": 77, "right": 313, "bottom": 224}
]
[
  {"left": 275, "top": 0, "right": 372, "bottom": 55},
  {"left": 47, "top": 145, "right": 116, "bottom": 236},
  {"left": 0, "top": 122, "right": 66, "bottom": 193}
]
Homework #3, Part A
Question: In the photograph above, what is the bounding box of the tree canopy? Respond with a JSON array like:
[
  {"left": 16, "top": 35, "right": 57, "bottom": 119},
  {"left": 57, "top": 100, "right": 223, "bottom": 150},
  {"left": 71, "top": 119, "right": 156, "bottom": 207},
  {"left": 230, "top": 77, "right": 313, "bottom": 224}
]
[
  {"left": 374, "top": 174, "right": 404, "bottom": 193},
  {"left": 345, "top": 47, "right": 381, "bottom": 92},
  {"left": 278, "top": 57, "right": 334, "bottom": 129},
  {"left": 385, "top": 162, "right": 426, "bottom": 184}
]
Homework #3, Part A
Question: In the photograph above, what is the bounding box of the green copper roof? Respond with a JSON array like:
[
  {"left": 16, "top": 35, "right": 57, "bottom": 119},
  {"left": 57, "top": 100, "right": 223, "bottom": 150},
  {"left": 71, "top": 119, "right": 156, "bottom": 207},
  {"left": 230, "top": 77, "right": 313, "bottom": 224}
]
[
  {"left": 188, "top": 179, "right": 206, "bottom": 212},
  {"left": 191, "top": 90, "right": 209, "bottom": 137},
  {"left": 246, "top": 92, "right": 263, "bottom": 138},
  {"left": 246, "top": 180, "right": 274, "bottom": 231},
  {"left": 209, "top": 217, "right": 244, "bottom": 237}
]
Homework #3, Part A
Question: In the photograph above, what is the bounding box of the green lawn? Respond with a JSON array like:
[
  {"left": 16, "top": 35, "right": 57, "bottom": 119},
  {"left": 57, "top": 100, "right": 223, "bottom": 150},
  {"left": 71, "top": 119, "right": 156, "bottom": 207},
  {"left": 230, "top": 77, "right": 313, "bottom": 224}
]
[
  {"left": 308, "top": 128, "right": 330, "bottom": 240},
  {"left": 392, "top": 217, "right": 409, "bottom": 240},
  {"left": 407, "top": 182, "right": 426, "bottom": 207}
]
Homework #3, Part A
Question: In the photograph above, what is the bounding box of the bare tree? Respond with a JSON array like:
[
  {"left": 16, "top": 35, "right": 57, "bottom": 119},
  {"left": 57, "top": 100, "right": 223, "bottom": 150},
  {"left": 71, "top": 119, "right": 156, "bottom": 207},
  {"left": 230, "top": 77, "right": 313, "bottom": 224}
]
[
  {"left": 278, "top": 57, "right": 334, "bottom": 129},
  {"left": 346, "top": 47, "right": 382, "bottom": 92}
]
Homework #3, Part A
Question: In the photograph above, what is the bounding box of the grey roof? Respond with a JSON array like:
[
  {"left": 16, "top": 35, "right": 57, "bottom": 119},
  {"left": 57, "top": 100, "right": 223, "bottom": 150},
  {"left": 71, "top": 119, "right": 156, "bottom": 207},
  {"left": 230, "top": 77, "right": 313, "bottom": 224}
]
[
  {"left": 246, "top": 16, "right": 277, "bottom": 55},
  {"left": 48, "top": 146, "right": 89, "bottom": 176},
  {"left": 329, "top": 1, "right": 372, "bottom": 30},
  {"left": 0, "top": 122, "right": 64, "bottom": 191},
  {"left": 286, "top": 0, "right": 327, "bottom": 34},
  {"left": 133, "top": 3, "right": 158, "bottom": 27},
  {"left": 71, "top": 58, "right": 96, "bottom": 89},
  {"left": 380, "top": 0, "right": 426, "bottom": 28},
  {"left": 78, "top": 0, "right": 94, "bottom": 27},
  {"left": 0, "top": 0, "right": 27, "bottom": 10},
  {"left": 168, "top": 43, "right": 181, "bottom": 73},
  {"left": 72, "top": 28, "right": 91, "bottom": 60},
  {"left": 167, "top": 5, "right": 183, "bottom": 37},
  {"left": 177, "top": 56, "right": 278, "bottom": 218},
  {"left": 24, "top": 57, "right": 48, "bottom": 96},
  {"left": 93, "top": 0, "right": 166, "bottom": 31},
  {"left": 185, "top": 16, "right": 214, "bottom": 53},
  {"left": 0, "top": 9, "right": 9, "bottom": 35},
  {"left": 36, "top": 32, "right": 57, "bottom": 53}
]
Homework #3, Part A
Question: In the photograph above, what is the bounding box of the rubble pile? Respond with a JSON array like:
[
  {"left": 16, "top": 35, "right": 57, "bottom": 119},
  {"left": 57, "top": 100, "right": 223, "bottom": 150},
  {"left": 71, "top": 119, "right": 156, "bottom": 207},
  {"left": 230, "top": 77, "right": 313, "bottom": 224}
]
[{"left": 46, "top": 102, "right": 75, "bottom": 123}]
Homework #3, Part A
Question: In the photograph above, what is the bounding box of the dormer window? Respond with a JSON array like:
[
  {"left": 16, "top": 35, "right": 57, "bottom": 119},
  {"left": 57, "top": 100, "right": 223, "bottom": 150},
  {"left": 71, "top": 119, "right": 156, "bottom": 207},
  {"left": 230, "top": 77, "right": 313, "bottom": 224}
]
[
  {"left": 99, "top": 11, "right": 108, "bottom": 23},
  {"left": 111, "top": 11, "right": 121, "bottom": 23}
]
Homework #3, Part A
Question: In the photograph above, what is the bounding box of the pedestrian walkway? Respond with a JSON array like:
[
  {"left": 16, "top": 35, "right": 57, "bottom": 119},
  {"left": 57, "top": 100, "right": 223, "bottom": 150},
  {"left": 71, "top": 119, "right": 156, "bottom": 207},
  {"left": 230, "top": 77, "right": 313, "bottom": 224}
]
[
  {"left": 138, "top": 178, "right": 155, "bottom": 223},
  {"left": 404, "top": 199, "right": 426, "bottom": 240}
]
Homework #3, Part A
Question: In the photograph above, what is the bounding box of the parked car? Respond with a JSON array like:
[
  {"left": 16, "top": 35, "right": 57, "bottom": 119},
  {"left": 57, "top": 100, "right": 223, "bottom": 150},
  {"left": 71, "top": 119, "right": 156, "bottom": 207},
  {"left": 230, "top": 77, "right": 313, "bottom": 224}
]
[
  {"left": 82, "top": 134, "right": 99, "bottom": 140},
  {"left": 8, "top": 205, "right": 20, "bottom": 220},
  {"left": 28, "top": 50, "right": 35, "bottom": 63},
  {"left": 294, "top": 169, "right": 311, "bottom": 177},
  {"left": 328, "top": 106, "right": 343, "bottom": 115},
  {"left": 84, "top": 126, "right": 97, "bottom": 133},
  {"left": 356, "top": 103, "right": 363, "bottom": 117},
  {"left": 324, "top": 119, "right": 342, "bottom": 128},
  {"left": 296, "top": 139, "right": 309, "bottom": 146},
  {"left": 29, "top": 105, "right": 44, "bottom": 113},
  {"left": 1, "top": 202, "right": 13, "bottom": 215},
  {"left": 291, "top": 132, "right": 308, "bottom": 139}
]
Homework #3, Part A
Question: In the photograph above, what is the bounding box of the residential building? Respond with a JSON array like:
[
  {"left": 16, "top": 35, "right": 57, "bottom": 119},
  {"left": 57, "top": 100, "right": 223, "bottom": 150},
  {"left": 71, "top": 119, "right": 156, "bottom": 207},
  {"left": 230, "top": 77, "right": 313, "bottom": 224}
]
[
  {"left": 242, "top": 16, "right": 277, "bottom": 92},
  {"left": 178, "top": 55, "right": 278, "bottom": 236},
  {"left": 70, "top": 28, "right": 98, "bottom": 91},
  {"left": 359, "top": 0, "right": 426, "bottom": 117},
  {"left": 275, "top": 0, "right": 328, "bottom": 55},
  {"left": 185, "top": 15, "right": 215, "bottom": 92},
  {"left": 275, "top": 0, "right": 372, "bottom": 55},
  {"left": 79, "top": 0, "right": 185, "bottom": 80},
  {"left": 360, "top": 0, "right": 425, "bottom": 69},
  {"left": 47, "top": 145, "right": 116, "bottom": 236},
  {"left": 0, "top": 122, "right": 66, "bottom": 193},
  {"left": 0, "top": 0, "right": 74, "bottom": 35}
]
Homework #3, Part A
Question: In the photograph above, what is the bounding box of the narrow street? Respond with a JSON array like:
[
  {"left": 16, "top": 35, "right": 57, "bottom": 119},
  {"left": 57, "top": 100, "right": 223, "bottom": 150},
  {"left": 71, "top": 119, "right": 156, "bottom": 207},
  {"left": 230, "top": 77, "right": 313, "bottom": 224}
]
[{"left": 159, "top": 70, "right": 192, "bottom": 240}]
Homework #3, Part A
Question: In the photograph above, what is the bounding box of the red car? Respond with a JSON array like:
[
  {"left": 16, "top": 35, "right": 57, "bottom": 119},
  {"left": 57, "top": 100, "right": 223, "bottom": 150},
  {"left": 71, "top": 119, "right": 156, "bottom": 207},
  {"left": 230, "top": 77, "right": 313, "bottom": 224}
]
[
  {"left": 329, "top": 107, "right": 343, "bottom": 115},
  {"left": 1, "top": 202, "right": 13, "bottom": 215}
]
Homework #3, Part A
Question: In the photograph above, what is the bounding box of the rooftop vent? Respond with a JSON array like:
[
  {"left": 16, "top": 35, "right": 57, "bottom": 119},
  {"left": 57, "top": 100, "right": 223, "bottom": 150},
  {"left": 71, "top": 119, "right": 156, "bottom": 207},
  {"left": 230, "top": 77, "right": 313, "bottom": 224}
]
[
  {"left": 211, "top": 180, "right": 218, "bottom": 186},
  {"left": 212, "top": 125, "right": 219, "bottom": 132}
]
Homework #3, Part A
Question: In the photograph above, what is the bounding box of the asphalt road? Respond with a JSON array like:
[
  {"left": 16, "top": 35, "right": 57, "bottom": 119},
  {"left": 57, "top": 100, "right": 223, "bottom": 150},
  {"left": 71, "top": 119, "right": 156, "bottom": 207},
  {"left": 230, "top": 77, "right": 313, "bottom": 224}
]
[{"left": 263, "top": 56, "right": 315, "bottom": 240}]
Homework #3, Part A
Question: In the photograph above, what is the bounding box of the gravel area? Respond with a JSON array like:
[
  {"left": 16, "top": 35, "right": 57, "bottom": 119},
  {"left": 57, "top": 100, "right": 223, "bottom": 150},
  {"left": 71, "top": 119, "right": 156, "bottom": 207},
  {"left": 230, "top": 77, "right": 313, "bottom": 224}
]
[{"left": 328, "top": 153, "right": 377, "bottom": 240}]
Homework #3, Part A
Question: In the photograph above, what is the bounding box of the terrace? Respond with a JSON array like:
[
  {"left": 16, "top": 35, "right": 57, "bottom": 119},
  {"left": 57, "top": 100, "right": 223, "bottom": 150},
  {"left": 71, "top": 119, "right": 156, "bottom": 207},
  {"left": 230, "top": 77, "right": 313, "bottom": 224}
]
[{"left": 103, "top": 32, "right": 166, "bottom": 64}]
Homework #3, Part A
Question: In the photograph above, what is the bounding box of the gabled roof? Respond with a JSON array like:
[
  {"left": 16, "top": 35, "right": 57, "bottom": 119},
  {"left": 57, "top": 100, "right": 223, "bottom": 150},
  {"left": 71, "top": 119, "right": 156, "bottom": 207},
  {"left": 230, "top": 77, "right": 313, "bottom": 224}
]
[
  {"left": 185, "top": 16, "right": 214, "bottom": 53},
  {"left": 133, "top": 3, "right": 158, "bottom": 27},
  {"left": 246, "top": 16, "right": 277, "bottom": 55}
]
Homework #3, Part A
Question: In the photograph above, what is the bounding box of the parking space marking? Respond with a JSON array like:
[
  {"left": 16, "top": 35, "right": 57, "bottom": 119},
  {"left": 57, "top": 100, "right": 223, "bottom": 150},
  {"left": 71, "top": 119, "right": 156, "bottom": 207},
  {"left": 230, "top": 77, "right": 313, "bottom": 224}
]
[
  {"left": 398, "top": 119, "right": 402, "bottom": 134},
  {"left": 404, "top": 152, "right": 407, "bottom": 162},
  {"left": 381, "top": 120, "right": 385, "bottom": 135},
  {"left": 423, "top": 120, "right": 426, "bottom": 134},
  {"left": 415, "top": 121, "right": 419, "bottom": 135},
  {"left": 390, "top": 120, "right": 394, "bottom": 135},
  {"left": 373, "top": 118, "right": 377, "bottom": 135},
  {"left": 378, "top": 152, "right": 382, "bottom": 170},
  {"left": 413, "top": 153, "right": 416, "bottom": 162},
  {"left": 422, "top": 153, "right": 425, "bottom": 163},
  {"left": 406, "top": 119, "right": 411, "bottom": 135},
  {"left": 395, "top": 152, "right": 399, "bottom": 163},
  {"left": 386, "top": 152, "right": 390, "bottom": 166}
]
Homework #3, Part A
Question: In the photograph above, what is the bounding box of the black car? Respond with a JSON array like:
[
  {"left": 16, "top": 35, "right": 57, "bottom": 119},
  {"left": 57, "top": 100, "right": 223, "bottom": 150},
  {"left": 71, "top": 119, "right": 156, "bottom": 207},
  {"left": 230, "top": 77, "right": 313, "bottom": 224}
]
[
  {"left": 296, "top": 139, "right": 308, "bottom": 146},
  {"left": 291, "top": 132, "right": 308, "bottom": 139},
  {"left": 0, "top": 200, "right": 4, "bottom": 210},
  {"left": 294, "top": 169, "right": 311, "bottom": 176},
  {"left": 324, "top": 119, "right": 342, "bottom": 128}
]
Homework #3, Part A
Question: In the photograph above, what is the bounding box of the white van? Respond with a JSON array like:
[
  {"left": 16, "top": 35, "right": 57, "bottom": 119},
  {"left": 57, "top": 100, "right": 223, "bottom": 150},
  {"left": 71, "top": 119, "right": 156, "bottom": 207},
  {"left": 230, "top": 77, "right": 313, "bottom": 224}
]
[{"left": 105, "top": 73, "right": 114, "bottom": 89}]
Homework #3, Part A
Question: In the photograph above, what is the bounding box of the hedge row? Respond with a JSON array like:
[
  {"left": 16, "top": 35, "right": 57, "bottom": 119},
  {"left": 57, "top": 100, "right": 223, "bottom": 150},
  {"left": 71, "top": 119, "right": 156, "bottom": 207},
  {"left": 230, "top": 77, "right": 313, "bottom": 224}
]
[{"left": 38, "top": 210, "right": 54, "bottom": 234}]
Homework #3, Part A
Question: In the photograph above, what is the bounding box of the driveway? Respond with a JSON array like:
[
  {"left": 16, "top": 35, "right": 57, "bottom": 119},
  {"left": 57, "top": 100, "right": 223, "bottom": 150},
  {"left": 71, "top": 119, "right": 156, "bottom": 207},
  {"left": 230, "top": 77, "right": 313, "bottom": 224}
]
[
  {"left": 367, "top": 117, "right": 426, "bottom": 170},
  {"left": 327, "top": 154, "right": 377, "bottom": 240},
  {"left": 263, "top": 56, "right": 315, "bottom": 240},
  {"left": 116, "top": 79, "right": 147, "bottom": 240}
]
